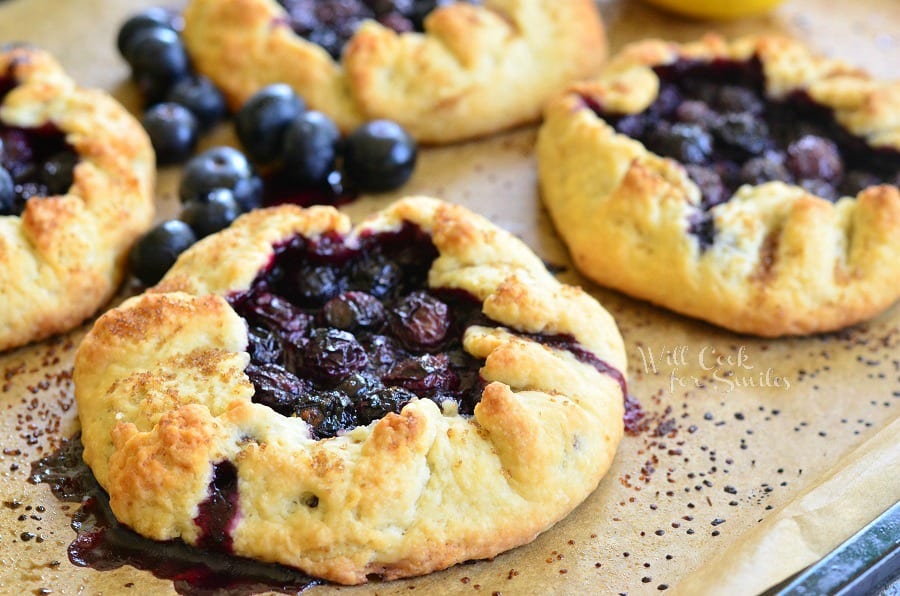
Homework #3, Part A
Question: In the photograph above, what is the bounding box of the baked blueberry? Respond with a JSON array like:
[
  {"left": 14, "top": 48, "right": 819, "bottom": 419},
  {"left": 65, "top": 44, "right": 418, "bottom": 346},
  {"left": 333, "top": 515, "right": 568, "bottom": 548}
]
[
  {"left": 117, "top": 7, "right": 182, "bottom": 58},
  {"left": 179, "top": 146, "right": 263, "bottom": 212},
  {"left": 165, "top": 75, "right": 227, "bottom": 131},
  {"left": 181, "top": 188, "right": 242, "bottom": 238},
  {"left": 389, "top": 290, "right": 450, "bottom": 351},
  {"left": 125, "top": 26, "right": 190, "bottom": 103},
  {"left": 281, "top": 110, "right": 341, "bottom": 187},
  {"left": 343, "top": 120, "right": 417, "bottom": 192},
  {"left": 129, "top": 219, "right": 198, "bottom": 286},
  {"left": 649, "top": 123, "right": 712, "bottom": 165},
  {"left": 298, "top": 327, "right": 368, "bottom": 382},
  {"left": 711, "top": 112, "right": 770, "bottom": 156},
  {"left": 235, "top": 84, "right": 307, "bottom": 165},
  {"left": 321, "top": 291, "right": 386, "bottom": 330},
  {"left": 740, "top": 152, "right": 792, "bottom": 186},
  {"left": 141, "top": 102, "right": 199, "bottom": 165},
  {"left": 39, "top": 150, "right": 78, "bottom": 196},
  {"left": 786, "top": 135, "right": 843, "bottom": 184}
]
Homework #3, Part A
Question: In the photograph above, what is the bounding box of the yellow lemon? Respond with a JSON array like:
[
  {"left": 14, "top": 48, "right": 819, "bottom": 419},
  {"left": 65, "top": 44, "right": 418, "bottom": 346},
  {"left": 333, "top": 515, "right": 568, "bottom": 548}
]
[{"left": 642, "top": 0, "right": 786, "bottom": 19}]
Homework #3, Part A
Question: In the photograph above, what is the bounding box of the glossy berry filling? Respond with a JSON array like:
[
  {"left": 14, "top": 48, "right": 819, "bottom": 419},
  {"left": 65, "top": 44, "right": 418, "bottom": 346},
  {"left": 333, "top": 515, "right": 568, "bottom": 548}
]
[
  {"left": 230, "top": 223, "right": 629, "bottom": 440},
  {"left": 227, "top": 222, "right": 491, "bottom": 439},
  {"left": 586, "top": 57, "right": 900, "bottom": 249},
  {"left": 277, "top": 0, "right": 479, "bottom": 59},
  {"left": 0, "top": 74, "right": 80, "bottom": 216}
]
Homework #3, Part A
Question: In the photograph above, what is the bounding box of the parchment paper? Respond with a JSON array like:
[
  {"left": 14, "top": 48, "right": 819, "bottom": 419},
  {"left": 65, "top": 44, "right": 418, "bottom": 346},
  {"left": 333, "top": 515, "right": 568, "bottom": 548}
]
[{"left": 0, "top": 0, "right": 898, "bottom": 594}]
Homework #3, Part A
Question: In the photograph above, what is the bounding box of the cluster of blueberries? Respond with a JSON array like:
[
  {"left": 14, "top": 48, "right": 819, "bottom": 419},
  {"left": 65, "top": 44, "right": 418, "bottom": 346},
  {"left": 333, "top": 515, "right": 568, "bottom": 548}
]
[
  {"left": 226, "top": 226, "right": 487, "bottom": 438},
  {"left": 278, "top": 0, "right": 470, "bottom": 59},
  {"left": 0, "top": 123, "right": 78, "bottom": 217},
  {"left": 119, "top": 8, "right": 419, "bottom": 286}
]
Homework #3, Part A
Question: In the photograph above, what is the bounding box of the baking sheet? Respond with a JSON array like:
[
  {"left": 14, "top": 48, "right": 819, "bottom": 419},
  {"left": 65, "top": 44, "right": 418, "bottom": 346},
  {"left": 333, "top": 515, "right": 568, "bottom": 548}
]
[{"left": 1, "top": 0, "right": 899, "bottom": 594}]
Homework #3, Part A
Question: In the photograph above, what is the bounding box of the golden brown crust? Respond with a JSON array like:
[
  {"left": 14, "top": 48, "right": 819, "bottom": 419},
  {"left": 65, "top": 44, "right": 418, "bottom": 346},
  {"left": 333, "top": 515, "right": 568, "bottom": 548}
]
[
  {"left": 181, "top": 0, "right": 607, "bottom": 143},
  {"left": 537, "top": 34, "right": 900, "bottom": 336},
  {"left": 74, "top": 197, "right": 626, "bottom": 584},
  {"left": 0, "top": 46, "right": 155, "bottom": 351}
]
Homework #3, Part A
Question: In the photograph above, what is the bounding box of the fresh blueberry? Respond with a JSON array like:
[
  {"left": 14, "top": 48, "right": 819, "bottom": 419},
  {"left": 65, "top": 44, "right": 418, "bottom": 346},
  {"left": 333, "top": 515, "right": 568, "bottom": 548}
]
[
  {"left": 142, "top": 102, "right": 199, "bottom": 165},
  {"left": 129, "top": 219, "right": 197, "bottom": 286},
  {"left": 125, "top": 27, "right": 190, "bottom": 103},
  {"left": 179, "top": 146, "right": 263, "bottom": 211},
  {"left": 117, "top": 7, "right": 181, "bottom": 58},
  {"left": 235, "top": 84, "right": 306, "bottom": 165},
  {"left": 166, "top": 75, "right": 227, "bottom": 131},
  {"left": 280, "top": 110, "right": 341, "bottom": 187},
  {"left": 181, "top": 188, "right": 242, "bottom": 238},
  {"left": 39, "top": 150, "right": 78, "bottom": 195},
  {"left": 343, "top": 120, "right": 417, "bottom": 192},
  {"left": 0, "top": 165, "right": 14, "bottom": 215}
]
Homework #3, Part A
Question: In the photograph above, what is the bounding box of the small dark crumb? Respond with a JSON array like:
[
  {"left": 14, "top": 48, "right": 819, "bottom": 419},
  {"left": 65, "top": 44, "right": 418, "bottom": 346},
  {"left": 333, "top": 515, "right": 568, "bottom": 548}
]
[
  {"left": 655, "top": 529, "right": 665, "bottom": 536},
  {"left": 688, "top": 425, "right": 698, "bottom": 433},
  {"left": 703, "top": 413, "right": 714, "bottom": 420},
  {"left": 729, "top": 501, "right": 738, "bottom": 506},
  {"left": 650, "top": 504, "right": 658, "bottom": 510},
  {"left": 559, "top": 569, "right": 568, "bottom": 575},
  {"left": 734, "top": 413, "right": 745, "bottom": 420},
  {"left": 686, "top": 529, "right": 695, "bottom": 535},
  {"left": 765, "top": 505, "right": 774, "bottom": 510},
  {"left": 461, "top": 577, "right": 470, "bottom": 584},
  {"left": 642, "top": 577, "right": 652, "bottom": 583},
  {"left": 712, "top": 530, "right": 721, "bottom": 536},
  {"left": 623, "top": 552, "right": 630, "bottom": 557},
  {"left": 777, "top": 468, "right": 784, "bottom": 474},
  {"left": 595, "top": 562, "right": 602, "bottom": 568},
  {"left": 643, "top": 562, "right": 651, "bottom": 568},
  {"left": 658, "top": 584, "right": 669, "bottom": 591},
  {"left": 671, "top": 522, "right": 680, "bottom": 528},
  {"left": 665, "top": 554, "right": 674, "bottom": 560},
  {"left": 687, "top": 503, "right": 695, "bottom": 509},
  {"left": 711, "top": 518, "right": 726, "bottom": 526}
]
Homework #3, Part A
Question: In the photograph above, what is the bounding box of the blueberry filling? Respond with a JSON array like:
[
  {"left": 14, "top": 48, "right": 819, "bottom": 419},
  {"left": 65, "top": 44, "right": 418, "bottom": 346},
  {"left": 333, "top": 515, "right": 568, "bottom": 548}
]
[
  {"left": 0, "top": 74, "right": 80, "bottom": 216},
  {"left": 195, "top": 461, "right": 240, "bottom": 552},
  {"left": 30, "top": 436, "right": 321, "bottom": 595},
  {"left": 230, "top": 223, "right": 627, "bottom": 439},
  {"left": 277, "top": 0, "right": 479, "bottom": 59},
  {"left": 227, "top": 222, "right": 491, "bottom": 439},
  {"left": 586, "top": 57, "right": 900, "bottom": 248}
]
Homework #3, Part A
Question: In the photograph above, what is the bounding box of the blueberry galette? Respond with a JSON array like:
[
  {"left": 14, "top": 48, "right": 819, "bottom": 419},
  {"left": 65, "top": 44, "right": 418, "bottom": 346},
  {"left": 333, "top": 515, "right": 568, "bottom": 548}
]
[
  {"left": 181, "top": 0, "right": 607, "bottom": 143},
  {"left": 537, "top": 35, "right": 900, "bottom": 336},
  {"left": 74, "top": 197, "right": 626, "bottom": 584},
  {"left": 0, "top": 46, "right": 154, "bottom": 351}
]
